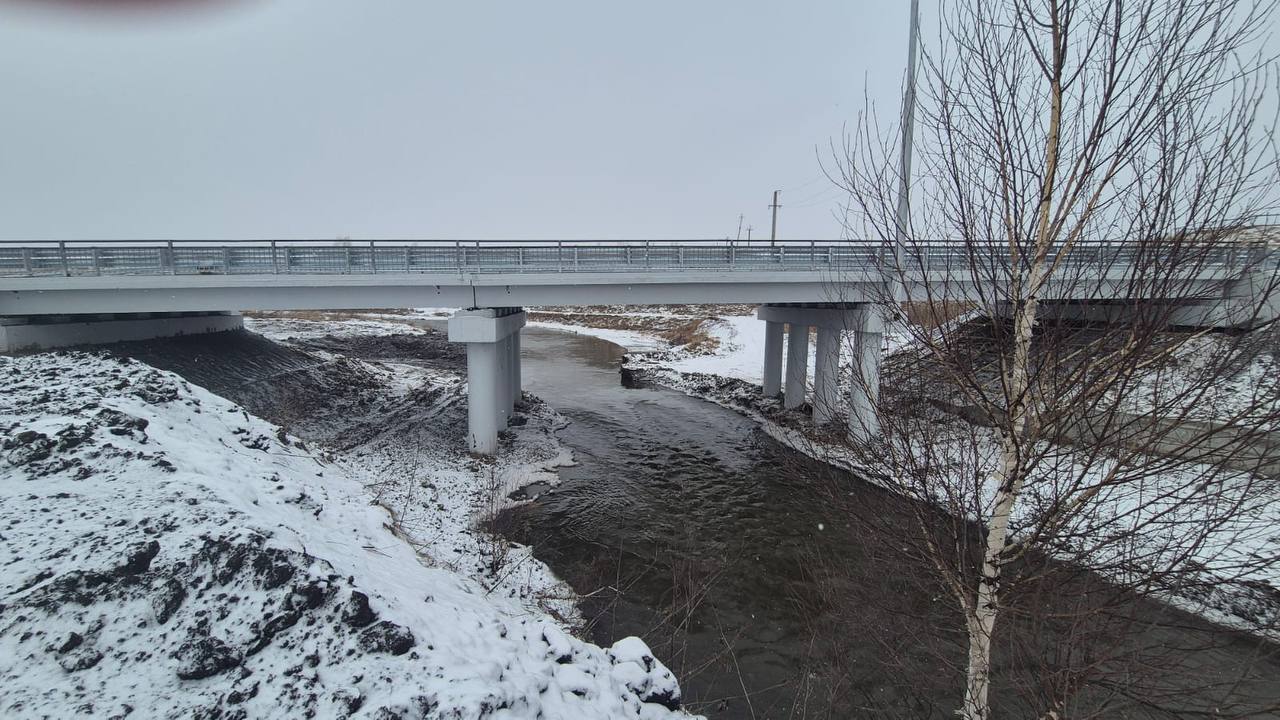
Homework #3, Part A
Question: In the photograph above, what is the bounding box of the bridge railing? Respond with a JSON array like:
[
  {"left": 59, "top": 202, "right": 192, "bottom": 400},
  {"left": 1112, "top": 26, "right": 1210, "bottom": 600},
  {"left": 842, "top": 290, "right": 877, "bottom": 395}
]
[
  {"left": 0, "top": 240, "right": 886, "bottom": 278},
  {"left": 0, "top": 238, "right": 1272, "bottom": 278}
]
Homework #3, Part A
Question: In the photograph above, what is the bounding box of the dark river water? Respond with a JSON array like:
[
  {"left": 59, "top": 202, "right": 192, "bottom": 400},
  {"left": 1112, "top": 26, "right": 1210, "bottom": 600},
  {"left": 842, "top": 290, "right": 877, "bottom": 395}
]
[{"left": 501, "top": 328, "right": 927, "bottom": 718}]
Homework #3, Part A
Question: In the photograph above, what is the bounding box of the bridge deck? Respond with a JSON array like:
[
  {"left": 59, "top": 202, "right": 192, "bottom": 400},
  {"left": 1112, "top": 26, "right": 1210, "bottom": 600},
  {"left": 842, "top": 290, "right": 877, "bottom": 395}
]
[{"left": 0, "top": 240, "right": 1269, "bottom": 315}]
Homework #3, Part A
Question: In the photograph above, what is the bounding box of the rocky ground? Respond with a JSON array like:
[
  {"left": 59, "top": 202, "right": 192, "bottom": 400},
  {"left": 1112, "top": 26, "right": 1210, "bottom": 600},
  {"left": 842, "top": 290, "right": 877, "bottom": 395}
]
[{"left": 0, "top": 346, "right": 694, "bottom": 719}]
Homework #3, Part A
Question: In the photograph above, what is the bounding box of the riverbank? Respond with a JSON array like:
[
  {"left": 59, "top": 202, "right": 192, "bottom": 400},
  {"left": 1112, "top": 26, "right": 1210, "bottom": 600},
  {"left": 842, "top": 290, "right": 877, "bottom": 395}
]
[{"left": 0, "top": 329, "right": 696, "bottom": 718}]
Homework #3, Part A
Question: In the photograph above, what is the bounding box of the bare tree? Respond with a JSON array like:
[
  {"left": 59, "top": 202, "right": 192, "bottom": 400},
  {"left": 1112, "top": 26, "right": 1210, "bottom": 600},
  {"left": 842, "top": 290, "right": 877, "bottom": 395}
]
[{"left": 823, "top": 1, "right": 1280, "bottom": 718}]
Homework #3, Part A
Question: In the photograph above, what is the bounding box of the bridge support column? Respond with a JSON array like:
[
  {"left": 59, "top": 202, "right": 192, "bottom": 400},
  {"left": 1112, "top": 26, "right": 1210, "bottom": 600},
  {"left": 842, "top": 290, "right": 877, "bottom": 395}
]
[
  {"left": 848, "top": 306, "right": 884, "bottom": 444},
  {"left": 784, "top": 323, "right": 811, "bottom": 410},
  {"left": 759, "top": 303, "right": 882, "bottom": 436},
  {"left": 448, "top": 307, "right": 526, "bottom": 455},
  {"left": 761, "top": 321, "right": 784, "bottom": 397},
  {"left": 813, "top": 326, "right": 840, "bottom": 425},
  {"left": 496, "top": 335, "right": 510, "bottom": 426},
  {"left": 510, "top": 329, "right": 522, "bottom": 407}
]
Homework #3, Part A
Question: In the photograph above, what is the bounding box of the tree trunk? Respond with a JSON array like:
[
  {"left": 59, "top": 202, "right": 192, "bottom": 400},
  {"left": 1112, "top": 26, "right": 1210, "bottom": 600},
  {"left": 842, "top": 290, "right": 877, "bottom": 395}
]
[{"left": 960, "top": 11, "right": 1065, "bottom": 716}]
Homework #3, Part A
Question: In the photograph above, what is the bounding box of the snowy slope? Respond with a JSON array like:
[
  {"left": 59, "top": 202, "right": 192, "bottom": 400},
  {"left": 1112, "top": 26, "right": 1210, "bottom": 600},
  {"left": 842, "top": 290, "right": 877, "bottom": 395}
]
[{"left": 0, "top": 352, "right": 691, "bottom": 719}]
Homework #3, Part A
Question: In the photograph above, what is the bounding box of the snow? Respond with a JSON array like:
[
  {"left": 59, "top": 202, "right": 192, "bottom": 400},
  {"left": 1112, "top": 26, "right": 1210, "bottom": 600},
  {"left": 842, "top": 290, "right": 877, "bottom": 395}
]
[
  {"left": 1117, "top": 334, "right": 1280, "bottom": 430},
  {"left": 243, "top": 314, "right": 427, "bottom": 341},
  {"left": 0, "top": 352, "right": 695, "bottom": 719},
  {"left": 525, "top": 320, "right": 667, "bottom": 353}
]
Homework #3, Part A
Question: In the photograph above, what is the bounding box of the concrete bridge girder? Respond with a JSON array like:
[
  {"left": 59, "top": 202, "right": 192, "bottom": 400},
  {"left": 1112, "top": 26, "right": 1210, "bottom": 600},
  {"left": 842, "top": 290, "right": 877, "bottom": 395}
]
[{"left": 0, "top": 312, "right": 243, "bottom": 353}]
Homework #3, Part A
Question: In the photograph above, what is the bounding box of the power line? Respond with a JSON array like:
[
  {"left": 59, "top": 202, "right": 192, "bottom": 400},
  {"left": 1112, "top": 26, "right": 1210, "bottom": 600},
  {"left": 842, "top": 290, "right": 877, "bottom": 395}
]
[{"left": 778, "top": 174, "right": 827, "bottom": 194}]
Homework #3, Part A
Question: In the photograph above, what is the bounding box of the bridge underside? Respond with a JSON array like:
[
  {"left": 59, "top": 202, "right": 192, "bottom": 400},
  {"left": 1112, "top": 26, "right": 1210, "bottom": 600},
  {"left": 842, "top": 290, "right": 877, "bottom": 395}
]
[
  {"left": 0, "top": 269, "right": 1243, "bottom": 317},
  {"left": 0, "top": 312, "right": 243, "bottom": 353},
  {"left": 0, "top": 272, "right": 870, "bottom": 315}
]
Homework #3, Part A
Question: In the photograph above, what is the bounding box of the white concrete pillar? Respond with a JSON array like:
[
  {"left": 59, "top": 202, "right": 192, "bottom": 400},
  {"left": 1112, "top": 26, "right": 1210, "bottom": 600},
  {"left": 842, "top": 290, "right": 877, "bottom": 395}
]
[
  {"left": 762, "top": 320, "right": 784, "bottom": 397},
  {"left": 813, "top": 326, "right": 840, "bottom": 425},
  {"left": 784, "top": 323, "right": 810, "bottom": 410},
  {"left": 510, "top": 329, "right": 522, "bottom": 408},
  {"left": 466, "top": 342, "right": 500, "bottom": 455},
  {"left": 497, "top": 335, "right": 512, "bottom": 423},
  {"left": 448, "top": 308, "right": 527, "bottom": 456},
  {"left": 848, "top": 330, "right": 883, "bottom": 443}
]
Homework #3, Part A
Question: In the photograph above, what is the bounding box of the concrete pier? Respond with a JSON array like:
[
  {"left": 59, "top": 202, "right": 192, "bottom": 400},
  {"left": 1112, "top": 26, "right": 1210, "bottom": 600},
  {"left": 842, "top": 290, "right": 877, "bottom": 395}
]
[
  {"left": 762, "top": 320, "right": 784, "bottom": 397},
  {"left": 847, "top": 305, "right": 883, "bottom": 443},
  {"left": 784, "top": 323, "right": 811, "bottom": 410},
  {"left": 448, "top": 307, "right": 526, "bottom": 455},
  {"left": 813, "top": 326, "right": 840, "bottom": 425},
  {"left": 0, "top": 312, "right": 242, "bottom": 354},
  {"left": 759, "top": 303, "right": 883, "bottom": 441}
]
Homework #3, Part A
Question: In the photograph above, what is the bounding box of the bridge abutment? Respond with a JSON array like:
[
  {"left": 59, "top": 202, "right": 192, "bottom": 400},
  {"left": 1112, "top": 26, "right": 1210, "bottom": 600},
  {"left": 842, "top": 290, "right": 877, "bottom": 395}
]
[
  {"left": 0, "top": 312, "right": 242, "bottom": 354},
  {"left": 448, "top": 307, "right": 526, "bottom": 455}
]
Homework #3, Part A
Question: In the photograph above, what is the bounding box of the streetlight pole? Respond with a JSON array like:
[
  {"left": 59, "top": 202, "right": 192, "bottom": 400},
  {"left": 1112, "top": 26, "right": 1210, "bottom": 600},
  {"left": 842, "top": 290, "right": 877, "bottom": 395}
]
[{"left": 892, "top": 0, "right": 921, "bottom": 300}]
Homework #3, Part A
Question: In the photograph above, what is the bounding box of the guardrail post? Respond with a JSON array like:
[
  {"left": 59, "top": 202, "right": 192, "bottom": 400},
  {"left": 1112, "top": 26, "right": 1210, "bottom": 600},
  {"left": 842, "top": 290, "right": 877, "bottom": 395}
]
[
  {"left": 271, "top": 240, "right": 279, "bottom": 274},
  {"left": 92, "top": 247, "right": 101, "bottom": 275},
  {"left": 404, "top": 246, "right": 411, "bottom": 273},
  {"left": 518, "top": 247, "right": 525, "bottom": 270},
  {"left": 343, "top": 246, "right": 352, "bottom": 274},
  {"left": 59, "top": 241, "right": 69, "bottom": 277},
  {"left": 283, "top": 247, "right": 292, "bottom": 273},
  {"left": 625, "top": 246, "right": 632, "bottom": 266},
  {"left": 223, "top": 247, "right": 232, "bottom": 274},
  {"left": 730, "top": 243, "right": 736, "bottom": 268},
  {"left": 809, "top": 240, "right": 816, "bottom": 269},
  {"left": 455, "top": 241, "right": 463, "bottom": 272},
  {"left": 779, "top": 245, "right": 786, "bottom": 265},
  {"left": 21, "top": 247, "right": 32, "bottom": 275},
  {"left": 166, "top": 240, "right": 175, "bottom": 274},
  {"left": 645, "top": 240, "right": 650, "bottom": 268},
  {"left": 557, "top": 241, "right": 563, "bottom": 272},
  {"left": 574, "top": 246, "right": 580, "bottom": 271},
  {"left": 678, "top": 245, "right": 684, "bottom": 266},
  {"left": 370, "top": 240, "right": 378, "bottom": 274}
]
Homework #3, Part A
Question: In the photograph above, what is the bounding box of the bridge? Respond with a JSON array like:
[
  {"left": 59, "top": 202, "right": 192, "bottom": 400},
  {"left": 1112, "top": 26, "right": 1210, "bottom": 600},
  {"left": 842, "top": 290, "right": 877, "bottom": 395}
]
[{"left": 2, "top": 239, "right": 1275, "bottom": 453}]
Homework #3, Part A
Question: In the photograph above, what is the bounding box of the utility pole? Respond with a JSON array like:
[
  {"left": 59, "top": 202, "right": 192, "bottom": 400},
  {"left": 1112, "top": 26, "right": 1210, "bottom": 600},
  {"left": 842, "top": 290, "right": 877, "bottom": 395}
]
[
  {"left": 769, "top": 190, "right": 781, "bottom": 245},
  {"left": 892, "top": 0, "right": 922, "bottom": 300},
  {"left": 736, "top": 214, "right": 744, "bottom": 242}
]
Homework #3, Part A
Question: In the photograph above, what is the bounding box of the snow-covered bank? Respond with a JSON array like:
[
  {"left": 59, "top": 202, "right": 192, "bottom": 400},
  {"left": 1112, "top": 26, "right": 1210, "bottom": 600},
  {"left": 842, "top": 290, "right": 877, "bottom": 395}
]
[{"left": 0, "top": 351, "right": 692, "bottom": 719}]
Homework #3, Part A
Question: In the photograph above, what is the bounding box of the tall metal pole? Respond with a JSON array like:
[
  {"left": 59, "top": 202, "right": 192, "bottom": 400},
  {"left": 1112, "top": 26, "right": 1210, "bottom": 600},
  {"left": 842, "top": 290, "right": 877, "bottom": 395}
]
[
  {"left": 769, "top": 190, "right": 781, "bottom": 246},
  {"left": 892, "top": 0, "right": 922, "bottom": 301}
]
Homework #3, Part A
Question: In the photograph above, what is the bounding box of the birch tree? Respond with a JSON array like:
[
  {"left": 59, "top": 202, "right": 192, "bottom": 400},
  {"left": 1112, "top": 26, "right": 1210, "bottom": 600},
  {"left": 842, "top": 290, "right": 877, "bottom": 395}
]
[{"left": 823, "top": 1, "right": 1280, "bottom": 717}]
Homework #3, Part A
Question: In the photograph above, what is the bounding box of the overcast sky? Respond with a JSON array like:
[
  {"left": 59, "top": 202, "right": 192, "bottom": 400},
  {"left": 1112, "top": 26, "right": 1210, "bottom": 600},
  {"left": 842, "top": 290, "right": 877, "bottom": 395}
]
[{"left": 0, "top": 1, "right": 921, "bottom": 241}]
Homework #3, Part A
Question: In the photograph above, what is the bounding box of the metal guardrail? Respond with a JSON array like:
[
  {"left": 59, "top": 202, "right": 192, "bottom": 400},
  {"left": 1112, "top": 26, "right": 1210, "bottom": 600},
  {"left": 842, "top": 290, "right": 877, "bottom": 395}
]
[{"left": 0, "top": 239, "right": 1272, "bottom": 279}]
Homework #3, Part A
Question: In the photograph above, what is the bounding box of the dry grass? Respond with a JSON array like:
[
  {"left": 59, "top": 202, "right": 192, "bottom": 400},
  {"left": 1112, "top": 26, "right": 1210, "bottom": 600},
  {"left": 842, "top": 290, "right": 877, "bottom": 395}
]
[
  {"left": 243, "top": 308, "right": 418, "bottom": 323},
  {"left": 902, "top": 301, "right": 974, "bottom": 330},
  {"left": 662, "top": 318, "right": 719, "bottom": 354}
]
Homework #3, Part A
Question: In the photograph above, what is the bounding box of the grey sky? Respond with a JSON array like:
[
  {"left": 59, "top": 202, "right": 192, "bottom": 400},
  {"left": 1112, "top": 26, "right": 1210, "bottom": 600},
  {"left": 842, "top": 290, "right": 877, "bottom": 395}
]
[{"left": 0, "top": 1, "right": 913, "bottom": 240}]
